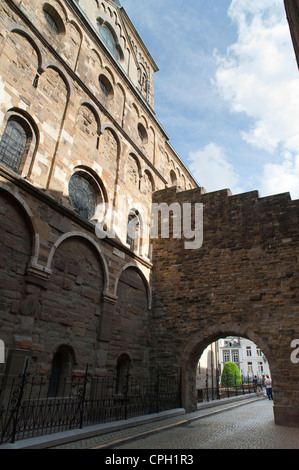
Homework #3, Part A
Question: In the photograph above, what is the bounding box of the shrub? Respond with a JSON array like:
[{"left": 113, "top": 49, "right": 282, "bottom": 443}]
[{"left": 221, "top": 362, "right": 242, "bottom": 386}]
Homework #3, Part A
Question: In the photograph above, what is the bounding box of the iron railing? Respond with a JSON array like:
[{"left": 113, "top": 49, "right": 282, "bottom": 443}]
[
  {"left": 0, "top": 362, "right": 181, "bottom": 445},
  {"left": 197, "top": 374, "right": 257, "bottom": 403}
]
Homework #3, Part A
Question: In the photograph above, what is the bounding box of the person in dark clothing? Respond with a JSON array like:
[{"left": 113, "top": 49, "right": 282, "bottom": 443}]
[{"left": 265, "top": 375, "right": 273, "bottom": 400}]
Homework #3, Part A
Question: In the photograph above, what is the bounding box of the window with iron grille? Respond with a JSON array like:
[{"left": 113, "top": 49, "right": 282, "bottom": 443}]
[{"left": 0, "top": 119, "right": 29, "bottom": 173}]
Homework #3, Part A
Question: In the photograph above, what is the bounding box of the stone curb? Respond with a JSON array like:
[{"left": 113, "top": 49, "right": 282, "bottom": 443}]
[{"left": 1, "top": 393, "right": 261, "bottom": 449}]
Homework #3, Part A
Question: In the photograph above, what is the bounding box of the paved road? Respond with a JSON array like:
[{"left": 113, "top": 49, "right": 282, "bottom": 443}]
[
  {"left": 53, "top": 397, "right": 299, "bottom": 450},
  {"left": 93, "top": 398, "right": 299, "bottom": 450}
]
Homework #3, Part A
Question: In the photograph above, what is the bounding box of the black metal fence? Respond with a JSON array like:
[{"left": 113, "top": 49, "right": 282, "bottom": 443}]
[
  {"left": 0, "top": 361, "right": 181, "bottom": 445},
  {"left": 197, "top": 375, "right": 257, "bottom": 403}
]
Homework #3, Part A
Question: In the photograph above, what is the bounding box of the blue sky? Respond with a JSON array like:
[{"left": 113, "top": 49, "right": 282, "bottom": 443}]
[{"left": 122, "top": 0, "right": 299, "bottom": 199}]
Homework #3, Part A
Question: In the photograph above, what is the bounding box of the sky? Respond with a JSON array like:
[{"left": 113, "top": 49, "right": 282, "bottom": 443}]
[{"left": 121, "top": 0, "right": 299, "bottom": 200}]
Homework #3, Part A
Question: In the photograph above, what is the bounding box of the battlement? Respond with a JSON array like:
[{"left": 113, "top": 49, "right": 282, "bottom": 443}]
[
  {"left": 154, "top": 186, "right": 296, "bottom": 207},
  {"left": 152, "top": 185, "right": 299, "bottom": 251}
]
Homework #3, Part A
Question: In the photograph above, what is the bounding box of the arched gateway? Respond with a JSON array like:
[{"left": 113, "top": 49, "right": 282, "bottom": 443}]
[{"left": 150, "top": 186, "right": 299, "bottom": 428}]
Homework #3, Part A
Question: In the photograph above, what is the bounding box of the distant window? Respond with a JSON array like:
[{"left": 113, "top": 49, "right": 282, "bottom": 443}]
[
  {"left": 97, "top": 22, "right": 119, "bottom": 61},
  {"left": 223, "top": 350, "right": 230, "bottom": 363},
  {"left": 246, "top": 346, "right": 252, "bottom": 357},
  {"left": 0, "top": 119, "right": 30, "bottom": 173},
  {"left": 44, "top": 9, "right": 59, "bottom": 34},
  {"left": 99, "top": 77, "right": 108, "bottom": 97},
  {"left": 137, "top": 123, "right": 148, "bottom": 143},
  {"left": 68, "top": 173, "right": 97, "bottom": 220},
  {"left": 170, "top": 169, "right": 177, "bottom": 186},
  {"left": 43, "top": 4, "right": 65, "bottom": 35},
  {"left": 232, "top": 350, "right": 239, "bottom": 364},
  {"left": 98, "top": 74, "right": 113, "bottom": 99},
  {"left": 126, "top": 210, "right": 140, "bottom": 251}
]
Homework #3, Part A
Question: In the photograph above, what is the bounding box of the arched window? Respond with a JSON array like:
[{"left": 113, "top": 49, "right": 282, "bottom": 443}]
[
  {"left": 126, "top": 209, "right": 141, "bottom": 252},
  {"left": 97, "top": 21, "right": 119, "bottom": 61},
  {"left": 43, "top": 3, "right": 65, "bottom": 35},
  {"left": 0, "top": 118, "right": 31, "bottom": 173},
  {"left": 115, "top": 354, "right": 131, "bottom": 394},
  {"left": 99, "top": 74, "right": 114, "bottom": 99},
  {"left": 68, "top": 173, "right": 96, "bottom": 220},
  {"left": 137, "top": 123, "right": 148, "bottom": 144},
  {"left": 170, "top": 169, "right": 177, "bottom": 187},
  {"left": 48, "top": 346, "right": 75, "bottom": 397},
  {"left": 44, "top": 9, "right": 59, "bottom": 34},
  {"left": 68, "top": 167, "right": 108, "bottom": 222}
]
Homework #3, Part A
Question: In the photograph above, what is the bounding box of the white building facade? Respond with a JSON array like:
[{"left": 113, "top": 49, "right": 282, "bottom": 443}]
[
  {"left": 218, "top": 337, "right": 271, "bottom": 379},
  {"left": 196, "top": 336, "right": 271, "bottom": 390}
]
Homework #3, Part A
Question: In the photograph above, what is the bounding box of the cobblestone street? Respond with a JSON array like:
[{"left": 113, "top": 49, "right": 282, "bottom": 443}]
[
  {"left": 51, "top": 397, "right": 299, "bottom": 450},
  {"left": 105, "top": 398, "right": 299, "bottom": 450}
]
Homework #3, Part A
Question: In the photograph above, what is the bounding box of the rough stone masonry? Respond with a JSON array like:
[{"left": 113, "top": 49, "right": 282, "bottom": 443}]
[{"left": 151, "top": 186, "right": 299, "bottom": 427}]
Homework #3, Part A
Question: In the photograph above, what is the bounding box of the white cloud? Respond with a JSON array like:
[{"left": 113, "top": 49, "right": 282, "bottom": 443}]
[
  {"left": 261, "top": 153, "right": 299, "bottom": 199},
  {"left": 215, "top": 2, "right": 299, "bottom": 150},
  {"left": 123, "top": 0, "right": 299, "bottom": 199},
  {"left": 188, "top": 143, "right": 243, "bottom": 194},
  {"left": 213, "top": 0, "right": 299, "bottom": 198}
]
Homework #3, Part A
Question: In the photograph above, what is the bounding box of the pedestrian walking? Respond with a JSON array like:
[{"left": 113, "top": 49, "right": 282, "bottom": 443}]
[
  {"left": 261, "top": 374, "right": 267, "bottom": 397},
  {"left": 253, "top": 375, "right": 259, "bottom": 395},
  {"left": 255, "top": 376, "right": 262, "bottom": 396},
  {"left": 265, "top": 374, "right": 273, "bottom": 400}
]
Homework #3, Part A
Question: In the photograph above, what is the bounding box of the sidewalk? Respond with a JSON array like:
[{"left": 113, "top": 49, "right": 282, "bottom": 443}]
[{"left": 0, "top": 393, "right": 258, "bottom": 449}]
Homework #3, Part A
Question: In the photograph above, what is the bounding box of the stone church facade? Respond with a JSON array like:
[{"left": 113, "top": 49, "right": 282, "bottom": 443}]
[{"left": 0, "top": 0, "right": 196, "bottom": 387}]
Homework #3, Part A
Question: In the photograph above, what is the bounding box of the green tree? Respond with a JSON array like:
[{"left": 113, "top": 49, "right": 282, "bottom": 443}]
[{"left": 221, "top": 361, "right": 242, "bottom": 386}]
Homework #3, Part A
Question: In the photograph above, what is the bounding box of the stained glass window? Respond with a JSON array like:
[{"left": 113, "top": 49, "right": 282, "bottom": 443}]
[
  {"left": 0, "top": 120, "right": 28, "bottom": 172},
  {"left": 68, "top": 174, "right": 96, "bottom": 220}
]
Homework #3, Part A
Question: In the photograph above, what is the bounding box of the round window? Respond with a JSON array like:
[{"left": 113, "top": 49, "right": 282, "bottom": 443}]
[{"left": 68, "top": 173, "right": 97, "bottom": 220}]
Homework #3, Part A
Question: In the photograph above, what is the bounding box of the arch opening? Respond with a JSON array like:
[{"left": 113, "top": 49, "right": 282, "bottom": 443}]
[
  {"left": 180, "top": 329, "right": 276, "bottom": 419},
  {"left": 196, "top": 335, "right": 272, "bottom": 405},
  {"left": 48, "top": 345, "right": 76, "bottom": 397}
]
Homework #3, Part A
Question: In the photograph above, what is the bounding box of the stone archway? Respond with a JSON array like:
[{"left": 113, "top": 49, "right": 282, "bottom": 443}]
[
  {"left": 179, "top": 325, "right": 277, "bottom": 413},
  {"left": 151, "top": 186, "right": 299, "bottom": 427}
]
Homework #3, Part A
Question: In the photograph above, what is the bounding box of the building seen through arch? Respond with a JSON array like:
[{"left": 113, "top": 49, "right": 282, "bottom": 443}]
[{"left": 196, "top": 337, "right": 271, "bottom": 392}]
